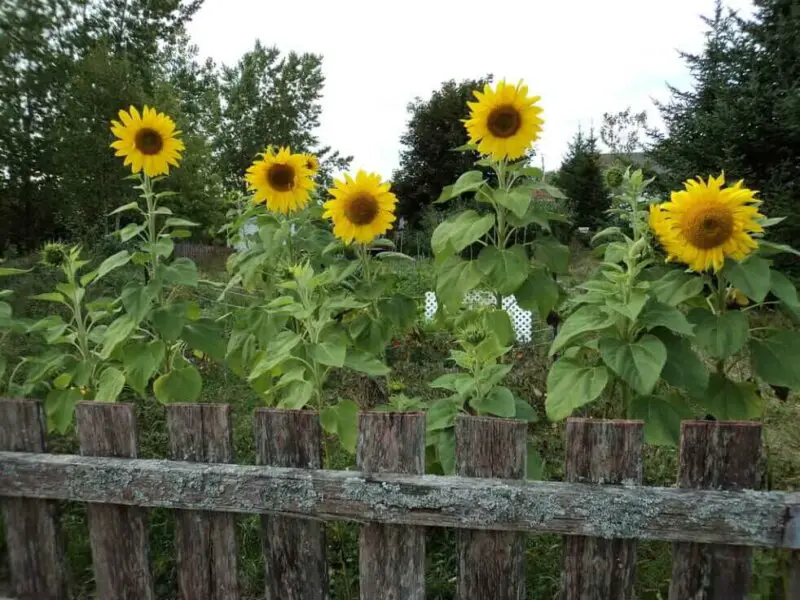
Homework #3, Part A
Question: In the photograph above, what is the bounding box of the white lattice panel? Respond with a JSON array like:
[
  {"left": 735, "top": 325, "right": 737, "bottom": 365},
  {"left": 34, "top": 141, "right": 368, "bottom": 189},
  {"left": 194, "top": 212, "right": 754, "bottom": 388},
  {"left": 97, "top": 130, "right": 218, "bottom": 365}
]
[{"left": 424, "top": 291, "right": 534, "bottom": 342}]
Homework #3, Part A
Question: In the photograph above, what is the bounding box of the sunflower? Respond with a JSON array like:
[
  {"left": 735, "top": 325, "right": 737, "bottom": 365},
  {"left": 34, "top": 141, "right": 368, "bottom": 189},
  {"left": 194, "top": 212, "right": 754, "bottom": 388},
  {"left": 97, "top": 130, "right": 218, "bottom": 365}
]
[
  {"left": 304, "top": 154, "right": 320, "bottom": 174},
  {"left": 110, "top": 106, "right": 184, "bottom": 177},
  {"left": 323, "top": 170, "right": 397, "bottom": 244},
  {"left": 649, "top": 174, "right": 764, "bottom": 272},
  {"left": 245, "top": 147, "right": 315, "bottom": 214},
  {"left": 463, "top": 80, "right": 544, "bottom": 161}
]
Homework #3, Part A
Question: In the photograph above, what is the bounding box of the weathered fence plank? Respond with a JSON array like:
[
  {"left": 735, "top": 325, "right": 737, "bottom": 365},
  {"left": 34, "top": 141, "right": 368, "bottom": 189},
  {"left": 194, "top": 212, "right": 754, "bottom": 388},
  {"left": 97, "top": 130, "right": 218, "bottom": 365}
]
[
  {"left": 357, "top": 412, "right": 425, "bottom": 600},
  {"left": 1, "top": 452, "right": 797, "bottom": 547},
  {"left": 0, "top": 398, "right": 67, "bottom": 600},
  {"left": 790, "top": 548, "right": 800, "bottom": 600},
  {"left": 167, "top": 404, "right": 239, "bottom": 600},
  {"left": 562, "top": 418, "right": 644, "bottom": 600},
  {"left": 669, "top": 421, "right": 762, "bottom": 600},
  {"left": 456, "top": 416, "right": 528, "bottom": 600},
  {"left": 75, "top": 401, "right": 154, "bottom": 600},
  {"left": 254, "top": 409, "right": 328, "bottom": 600}
]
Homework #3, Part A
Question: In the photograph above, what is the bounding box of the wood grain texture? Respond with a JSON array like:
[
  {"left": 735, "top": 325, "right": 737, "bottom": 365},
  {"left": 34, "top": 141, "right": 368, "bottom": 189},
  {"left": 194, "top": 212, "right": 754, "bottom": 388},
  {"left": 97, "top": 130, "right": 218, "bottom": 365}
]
[
  {"left": 668, "top": 420, "right": 762, "bottom": 600},
  {"left": 562, "top": 419, "right": 644, "bottom": 600},
  {"left": 254, "top": 409, "right": 328, "bottom": 600},
  {"left": 0, "top": 398, "right": 67, "bottom": 600},
  {"left": 75, "top": 401, "right": 154, "bottom": 600},
  {"left": 456, "top": 416, "right": 527, "bottom": 600},
  {"left": 357, "top": 412, "right": 425, "bottom": 600},
  {"left": 167, "top": 404, "right": 239, "bottom": 600},
  {"left": 0, "top": 452, "right": 796, "bottom": 547},
  {"left": 789, "top": 549, "right": 800, "bottom": 600}
]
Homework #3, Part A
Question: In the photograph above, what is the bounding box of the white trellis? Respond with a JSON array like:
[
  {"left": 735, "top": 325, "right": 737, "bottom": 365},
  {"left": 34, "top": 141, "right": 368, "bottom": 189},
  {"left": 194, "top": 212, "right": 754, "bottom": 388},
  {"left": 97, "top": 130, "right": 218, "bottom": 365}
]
[{"left": 424, "top": 291, "right": 543, "bottom": 343}]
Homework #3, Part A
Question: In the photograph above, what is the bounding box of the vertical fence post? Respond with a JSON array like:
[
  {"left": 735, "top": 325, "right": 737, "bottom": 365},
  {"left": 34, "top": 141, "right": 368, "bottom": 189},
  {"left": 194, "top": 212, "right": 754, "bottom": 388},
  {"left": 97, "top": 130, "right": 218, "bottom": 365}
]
[
  {"left": 167, "top": 404, "right": 239, "bottom": 600},
  {"left": 254, "top": 409, "right": 328, "bottom": 600},
  {"left": 357, "top": 412, "right": 426, "bottom": 600},
  {"left": 790, "top": 545, "right": 800, "bottom": 600},
  {"left": 0, "top": 398, "right": 67, "bottom": 599},
  {"left": 75, "top": 401, "right": 154, "bottom": 600},
  {"left": 561, "top": 418, "right": 644, "bottom": 599},
  {"left": 456, "top": 416, "right": 527, "bottom": 600},
  {"left": 668, "top": 421, "right": 762, "bottom": 600}
]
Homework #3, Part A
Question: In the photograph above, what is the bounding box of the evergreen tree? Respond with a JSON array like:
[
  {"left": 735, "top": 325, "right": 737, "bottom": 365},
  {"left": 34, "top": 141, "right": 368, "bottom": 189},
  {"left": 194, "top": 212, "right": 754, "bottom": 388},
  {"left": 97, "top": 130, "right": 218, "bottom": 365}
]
[
  {"left": 652, "top": 0, "right": 800, "bottom": 247},
  {"left": 556, "top": 128, "right": 610, "bottom": 229},
  {"left": 391, "top": 76, "right": 491, "bottom": 224}
]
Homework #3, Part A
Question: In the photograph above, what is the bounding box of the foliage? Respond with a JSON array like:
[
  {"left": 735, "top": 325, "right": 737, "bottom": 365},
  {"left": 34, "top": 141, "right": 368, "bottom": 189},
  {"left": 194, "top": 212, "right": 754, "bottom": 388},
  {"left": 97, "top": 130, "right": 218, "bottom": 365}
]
[
  {"left": 555, "top": 128, "right": 610, "bottom": 230},
  {"left": 391, "top": 76, "right": 492, "bottom": 225},
  {"left": 1, "top": 245, "right": 140, "bottom": 431},
  {"left": 652, "top": 0, "right": 800, "bottom": 254},
  {"left": 546, "top": 168, "right": 800, "bottom": 445}
]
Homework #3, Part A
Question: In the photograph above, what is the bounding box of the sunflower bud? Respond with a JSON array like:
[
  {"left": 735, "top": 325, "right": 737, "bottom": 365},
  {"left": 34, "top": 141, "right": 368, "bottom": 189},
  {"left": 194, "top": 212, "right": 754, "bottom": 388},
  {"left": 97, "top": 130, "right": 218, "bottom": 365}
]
[
  {"left": 40, "top": 242, "right": 69, "bottom": 268},
  {"left": 460, "top": 325, "right": 487, "bottom": 346}
]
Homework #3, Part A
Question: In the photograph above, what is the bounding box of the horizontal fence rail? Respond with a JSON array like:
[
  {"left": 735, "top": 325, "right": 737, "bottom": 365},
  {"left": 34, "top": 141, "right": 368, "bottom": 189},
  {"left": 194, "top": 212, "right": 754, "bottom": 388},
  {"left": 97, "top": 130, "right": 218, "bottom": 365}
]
[
  {"left": 2, "top": 398, "right": 800, "bottom": 600},
  {"left": 1, "top": 451, "right": 798, "bottom": 548}
]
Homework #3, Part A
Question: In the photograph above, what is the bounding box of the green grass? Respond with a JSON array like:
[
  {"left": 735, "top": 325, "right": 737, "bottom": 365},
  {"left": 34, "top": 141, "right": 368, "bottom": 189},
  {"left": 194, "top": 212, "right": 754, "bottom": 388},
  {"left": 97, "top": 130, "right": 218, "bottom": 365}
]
[{"left": 1, "top": 253, "right": 798, "bottom": 599}]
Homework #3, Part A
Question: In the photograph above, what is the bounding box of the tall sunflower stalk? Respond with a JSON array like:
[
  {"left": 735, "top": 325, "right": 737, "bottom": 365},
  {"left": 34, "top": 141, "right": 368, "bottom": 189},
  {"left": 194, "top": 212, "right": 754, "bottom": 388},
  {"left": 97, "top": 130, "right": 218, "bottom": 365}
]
[
  {"left": 546, "top": 166, "right": 800, "bottom": 445},
  {"left": 105, "top": 105, "right": 219, "bottom": 406},
  {"left": 423, "top": 79, "right": 561, "bottom": 476},
  {"left": 648, "top": 173, "right": 799, "bottom": 387},
  {"left": 322, "top": 169, "right": 414, "bottom": 396}
]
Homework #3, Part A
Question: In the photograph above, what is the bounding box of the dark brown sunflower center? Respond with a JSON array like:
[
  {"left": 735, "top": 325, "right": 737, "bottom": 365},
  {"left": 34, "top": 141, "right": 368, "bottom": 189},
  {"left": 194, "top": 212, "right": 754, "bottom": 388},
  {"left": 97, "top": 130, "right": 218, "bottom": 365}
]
[
  {"left": 134, "top": 128, "right": 164, "bottom": 155},
  {"left": 344, "top": 193, "right": 379, "bottom": 226},
  {"left": 266, "top": 163, "right": 296, "bottom": 192},
  {"left": 487, "top": 105, "right": 522, "bottom": 138},
  {"left": 685, "top": 205, "right": 734, "bottom": 249}
]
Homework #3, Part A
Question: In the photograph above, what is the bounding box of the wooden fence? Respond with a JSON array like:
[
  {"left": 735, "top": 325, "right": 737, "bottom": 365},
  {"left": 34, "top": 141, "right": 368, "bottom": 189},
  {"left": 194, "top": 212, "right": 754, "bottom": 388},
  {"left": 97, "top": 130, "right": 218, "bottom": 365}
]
[
  {"left": 173, "top": 243, "right": 233, "bottom": 269},
  {"left": 0, "top": 398, "right": 798, "bottom": 600}
]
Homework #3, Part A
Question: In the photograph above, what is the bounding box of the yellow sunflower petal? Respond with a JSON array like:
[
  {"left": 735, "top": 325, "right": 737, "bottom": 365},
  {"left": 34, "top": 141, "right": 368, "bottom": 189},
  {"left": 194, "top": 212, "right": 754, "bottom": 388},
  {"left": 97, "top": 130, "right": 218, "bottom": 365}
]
[
  {"left": 109, "top": 105, "right": 184, "bottom": 177},
  {"left": 464, "top": 79, "right": 543, "bottom": 161},
  {"left": 244, "top": 147, "right": 314, "bottom": 215},
  {"left": 323, "top": 170, "right": 397, "bottom": 245},
  {"left": 649, "top": 174, "right": 764, "bottom": 273}
]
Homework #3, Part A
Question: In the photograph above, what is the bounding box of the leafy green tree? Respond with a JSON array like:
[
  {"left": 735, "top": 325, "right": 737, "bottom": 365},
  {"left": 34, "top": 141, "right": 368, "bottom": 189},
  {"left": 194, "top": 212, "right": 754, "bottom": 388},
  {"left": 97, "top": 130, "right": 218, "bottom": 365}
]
[
  {"left": 0, "top": 0, "right": 74, "bottom": 253},
  {"left": 0, "top": 0, "right": 211, "bottom": 252},
  {"left": 556, "top": 128, "right": 610, "bottom": 229},
  {"left": 216, "top": 41, "right": 350, "bottom": 191},
  {"left": 0, "top": 1, "right": 353, "bottom": 253},
  {"left": 600, "top": 107, "right": 650, "bottom": 158},
  {"left": 391, "top": 76, "right": 492, "bottom": 224}
]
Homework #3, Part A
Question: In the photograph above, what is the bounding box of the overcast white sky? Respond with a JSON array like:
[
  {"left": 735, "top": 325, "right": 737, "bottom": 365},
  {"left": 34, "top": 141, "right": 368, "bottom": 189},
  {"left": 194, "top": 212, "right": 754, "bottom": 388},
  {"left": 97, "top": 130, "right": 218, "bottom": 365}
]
[{"left": 187, "top": 0, "right": 754, "bottom": 178}]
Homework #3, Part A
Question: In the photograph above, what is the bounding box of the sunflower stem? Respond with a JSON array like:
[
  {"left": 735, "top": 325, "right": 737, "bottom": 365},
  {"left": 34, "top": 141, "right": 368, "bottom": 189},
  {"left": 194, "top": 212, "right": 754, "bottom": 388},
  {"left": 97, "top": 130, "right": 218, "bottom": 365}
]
[
  {"left": 715, "top": 273, "right": 729, "bottom": 314},
  {"left": 68, "top": 262, "right": 90, "bottom": 362},
  {"left": 142, "top": 174, "right": 160, "bottom": 287},
  {"left": 492, "top": 159, "right": 511, "bottom": 310},
  {"left": 359, "top": 243, "right": 372, "bottom": 286},
  {"left": 285, "top": 215, "right": 295, "bottom": 263}
]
